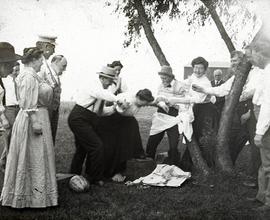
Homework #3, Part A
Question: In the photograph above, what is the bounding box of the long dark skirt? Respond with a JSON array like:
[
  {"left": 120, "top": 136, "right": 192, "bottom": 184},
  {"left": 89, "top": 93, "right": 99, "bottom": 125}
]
[
  {"left": 193, "top": 102, "right": 219, "bottom": 167},
  {"left": 97, "top": 112, "right": 145, "bottom": 178}
]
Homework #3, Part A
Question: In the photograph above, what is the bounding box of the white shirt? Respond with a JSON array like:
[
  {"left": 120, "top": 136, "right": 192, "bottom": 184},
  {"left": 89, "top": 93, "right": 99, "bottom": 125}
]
[
  {"left": 240, "top": 67, "right": 263, "bottom": 103},
  {"left": 108, "top": 76, "right": 128, "bottom": 94},
  {"left": 38, "top": 56, "right": 59, "bottom": 87},
  {"left": 205, "top": 76, "right": 235, "bottom": 97},
  {"left": 50, "top": 65, "right": 60, "bottom": 84},
  {"left": 205, "top": 68, "right": 261, "bottom": 99},
  {"left": 75, "top": 79, "right": 118, "bottom": 116},
  {"left": 184, "top": 74, "right": 215, "bottom": 104},
  {"left": 255, "top": 64, "right": 270, "bottom": 135},
  {"left": 115, "top": 92, "right": 140, "bottom": 116},
  {"left": 2, "top": 75, "right": 18, "bottom": 106},
  {"left": 251, "top": 67, "right": 266, "bottom": 106}
]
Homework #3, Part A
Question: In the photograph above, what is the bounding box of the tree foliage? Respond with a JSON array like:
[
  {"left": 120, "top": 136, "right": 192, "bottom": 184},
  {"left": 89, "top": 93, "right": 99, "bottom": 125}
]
[{"left": 106, "top": 0, "right": 258, "bottom": 49}]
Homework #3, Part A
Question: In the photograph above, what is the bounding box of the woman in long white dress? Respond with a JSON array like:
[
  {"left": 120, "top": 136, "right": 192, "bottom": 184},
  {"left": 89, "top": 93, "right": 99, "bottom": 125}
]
[{"left": 0, "top": 47, "right": 58, "bottom": 208}]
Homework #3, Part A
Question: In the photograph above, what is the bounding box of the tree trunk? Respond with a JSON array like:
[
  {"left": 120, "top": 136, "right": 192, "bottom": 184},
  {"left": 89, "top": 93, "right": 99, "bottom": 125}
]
[
  {"left": 133, "top": 0, "right": 170, "bottom": 66},
  {"left": 201, "top": 0, "right": 235, "bottom": 53},
  {"left": 215, "top": 56, "right": 252, "bottom": 172},
  {"left": 187, "top": 138, "right": 211, "bottom": 176},
  {"left": 134, "top": 0, "right": 210, "bottom": 175}
]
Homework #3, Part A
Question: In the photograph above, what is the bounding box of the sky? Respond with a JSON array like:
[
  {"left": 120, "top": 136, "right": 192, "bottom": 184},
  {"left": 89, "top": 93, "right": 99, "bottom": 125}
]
[{"left": 0, "top": 0, "right": 264, "bottom": 100}]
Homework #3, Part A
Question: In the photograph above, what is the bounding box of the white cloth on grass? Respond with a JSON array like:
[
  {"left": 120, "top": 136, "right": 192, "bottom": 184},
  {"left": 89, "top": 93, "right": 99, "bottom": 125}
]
[{"left": 128, "top": 164, "right": 191, "bottom": 187}]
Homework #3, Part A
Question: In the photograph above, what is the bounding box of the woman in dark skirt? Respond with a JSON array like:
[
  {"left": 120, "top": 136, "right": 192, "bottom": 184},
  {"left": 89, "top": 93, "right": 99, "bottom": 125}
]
[{"left": 97, "top": 89, "right": 154, "bottom": 182}]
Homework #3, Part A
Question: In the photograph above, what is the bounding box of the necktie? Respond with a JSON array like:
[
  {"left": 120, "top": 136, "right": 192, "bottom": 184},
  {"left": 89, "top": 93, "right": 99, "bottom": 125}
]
[
  {"left": 93, "top": 99, "right": 105, "bottom": 116},
  {"left": 97, "top": 100, "right": 105, "bottom": 116},
  {"left": 13, "top": 77, "right": 19, "bottom": 101},
  {"left": 0, "top": 78, "right": 6, "bottom": 106},
  {"left": 166, "top": 84, "right": 172, "bottom": 88}
]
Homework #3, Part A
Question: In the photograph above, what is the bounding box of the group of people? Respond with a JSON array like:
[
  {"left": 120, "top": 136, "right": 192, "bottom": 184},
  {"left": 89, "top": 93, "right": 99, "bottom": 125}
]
[
  {"left": 0, "top": 36, "right": 269, "bottom": 212},
  {"left": 0, "top": 36, "right": 66, "bottom": 208}
]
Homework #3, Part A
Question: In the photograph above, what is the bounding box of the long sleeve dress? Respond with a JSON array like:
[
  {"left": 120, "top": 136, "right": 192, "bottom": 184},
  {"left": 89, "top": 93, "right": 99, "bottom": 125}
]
[{"left": 0, "top": 66, "right": 58, "bottom": 208}]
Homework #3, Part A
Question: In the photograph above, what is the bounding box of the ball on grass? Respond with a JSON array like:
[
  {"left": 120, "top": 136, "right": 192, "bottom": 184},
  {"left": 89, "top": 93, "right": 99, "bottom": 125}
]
[{"left": 69, "top": 175, "right": 90, "bottom": 192}]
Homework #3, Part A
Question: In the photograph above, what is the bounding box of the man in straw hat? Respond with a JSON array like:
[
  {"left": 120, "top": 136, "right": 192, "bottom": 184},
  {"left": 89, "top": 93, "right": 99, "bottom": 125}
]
[
  {"left": 146, "top": 65, "right": 184, "bottom": 166},
  {"left": 36, "top": 35, "right": 60, "bottom": 143},
  {"left": 68, "top": 66, "right": 120, "bottom": 186},
  {"left": 0, "top": 42, "right": 22, "bottom": 172}
]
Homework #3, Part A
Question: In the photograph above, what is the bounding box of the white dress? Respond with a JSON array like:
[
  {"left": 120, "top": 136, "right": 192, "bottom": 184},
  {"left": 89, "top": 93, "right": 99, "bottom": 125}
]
[{"left": 0, "top": 67, "right": 58, "bottom": 208}]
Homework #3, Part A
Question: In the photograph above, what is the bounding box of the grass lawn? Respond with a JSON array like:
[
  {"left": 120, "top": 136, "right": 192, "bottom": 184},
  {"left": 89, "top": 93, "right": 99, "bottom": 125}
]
[{"left": 0, "top": 103, "right": 269, "bottom": 219}]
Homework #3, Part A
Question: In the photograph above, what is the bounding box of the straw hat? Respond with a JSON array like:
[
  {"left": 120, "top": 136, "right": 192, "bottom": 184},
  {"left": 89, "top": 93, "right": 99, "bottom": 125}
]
[
  {"left": 158, "top": 65, "right": 174, "bottom": 78},
  {"left": 97, "top": 66, "right": 117, "bottom": 79}
]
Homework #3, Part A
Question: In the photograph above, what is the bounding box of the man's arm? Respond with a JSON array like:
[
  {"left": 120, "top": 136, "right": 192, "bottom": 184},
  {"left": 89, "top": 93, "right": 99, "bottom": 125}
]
[{"left": 193, "top": 76, "right": 234, "bottom": 97}]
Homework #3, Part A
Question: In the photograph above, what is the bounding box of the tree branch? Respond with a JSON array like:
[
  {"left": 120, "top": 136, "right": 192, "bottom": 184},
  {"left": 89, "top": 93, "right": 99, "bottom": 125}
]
[{"left": 201, "top": 0, "right": 235, "bottom": 53}]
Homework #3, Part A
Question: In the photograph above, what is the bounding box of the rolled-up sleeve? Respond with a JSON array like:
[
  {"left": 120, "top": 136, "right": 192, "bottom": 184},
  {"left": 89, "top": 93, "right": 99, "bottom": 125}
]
[
  {"left": 204, "top": 76, "right": 234, "bottom": 97},
  {"left": 92, "top": 87, "right": 118, "bottom": 102}
]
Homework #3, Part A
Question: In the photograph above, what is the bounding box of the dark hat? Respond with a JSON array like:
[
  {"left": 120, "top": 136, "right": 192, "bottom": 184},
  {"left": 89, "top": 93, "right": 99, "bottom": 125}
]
[
  {"left": 110, "top": 60, "right": 123, "bottom": 68},
  {"left": 97, "top": 66, "right": 117, "bottom": 79},
  {"left": 136, "top": 89, "right": 155, "bottom": 102},
  {"left": 158, "top": 65, "right": 175, "bottom": 78},
  {"left": 0, "top": 42, "right": 22, "bottom": 63}
]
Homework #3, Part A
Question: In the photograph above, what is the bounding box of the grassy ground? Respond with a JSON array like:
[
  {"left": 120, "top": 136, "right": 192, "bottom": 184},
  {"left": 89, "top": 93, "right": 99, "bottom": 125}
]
[{"left": 0, "top": 102, "right": 269, "bottom": 219}]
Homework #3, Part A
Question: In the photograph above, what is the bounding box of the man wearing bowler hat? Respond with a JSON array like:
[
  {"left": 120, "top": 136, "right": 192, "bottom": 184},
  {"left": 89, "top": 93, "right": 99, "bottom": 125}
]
[
  {"left": 0, "top": 42, "right": 22, "bottom": 172},
  {"left": 146, "top": 65, "right": 183, "bottom": 166},
  {"left": 68, "top": 66, "right": 120, "bottom": 186}
]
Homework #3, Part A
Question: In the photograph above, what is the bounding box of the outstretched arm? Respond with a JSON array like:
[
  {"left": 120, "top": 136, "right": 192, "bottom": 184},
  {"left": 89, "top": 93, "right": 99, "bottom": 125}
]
[{"left": 192, "top": 76, "right": 234, "bottom": 97}]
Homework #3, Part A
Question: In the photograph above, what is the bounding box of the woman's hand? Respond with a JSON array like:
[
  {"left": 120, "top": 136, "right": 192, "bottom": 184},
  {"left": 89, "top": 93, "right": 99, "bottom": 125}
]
[
  {"left": 156, "top": 96, "right": 169, "bottom": 103},
  {"left": 240, "top": 110, "right": 251, "bottom": 125},
  {"left": 32, "top": 121, "right": 42, "bottom": 135},
  {"left": 192, "top": 84, "right": 206, "bottom": 93},
  {"left": 0, "top": 127, "right": 5, "bottom": 136},
  {"left": 2, "top": 118, "right": 10, "bottom": 129},
  {"left": 254, "top": 134, "right": 263, "bottom": 148},
  {"left": 157, "top": 101, "right": 169, "bottom": 113}
]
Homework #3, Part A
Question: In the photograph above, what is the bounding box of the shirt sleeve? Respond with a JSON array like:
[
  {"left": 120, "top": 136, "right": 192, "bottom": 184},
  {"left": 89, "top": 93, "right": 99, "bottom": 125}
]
[
  {"left": 18, "top": 74, "right": 38, "bottom": 111},
  {"left": 92, "top": 87, "right": 118, "bottom": 102},
  {"left": 256, "top": 74, "right": 270, "bottom": 135},
  {"left": 204, "top": 76, "right": 234, "bottom": 97},
  {"left": 0, "top": 85, "right": 5, "bottom": 113},
  {"left": 240, "top": 70, "right": 258, "bottom": 101}
]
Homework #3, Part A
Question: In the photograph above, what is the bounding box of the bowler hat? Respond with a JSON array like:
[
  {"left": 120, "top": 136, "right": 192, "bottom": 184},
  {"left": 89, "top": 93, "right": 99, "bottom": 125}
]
[
  {"left": 97, "top": 66, "right": 117, "bottom": 79},
  {"left": 0, "top": 42, "right": 22, "bottom": 63},
  {"left": 158, "top": 65, "right": 174, "bottom": 78}
]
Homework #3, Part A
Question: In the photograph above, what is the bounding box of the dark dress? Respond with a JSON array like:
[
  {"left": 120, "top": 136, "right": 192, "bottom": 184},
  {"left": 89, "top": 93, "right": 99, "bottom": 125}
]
[
  {"left": 97, "top": 112, "right": 145, "bottom": 178},
  {"left": 193, "top": 102, "right": 219, "bottom": 166}
]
